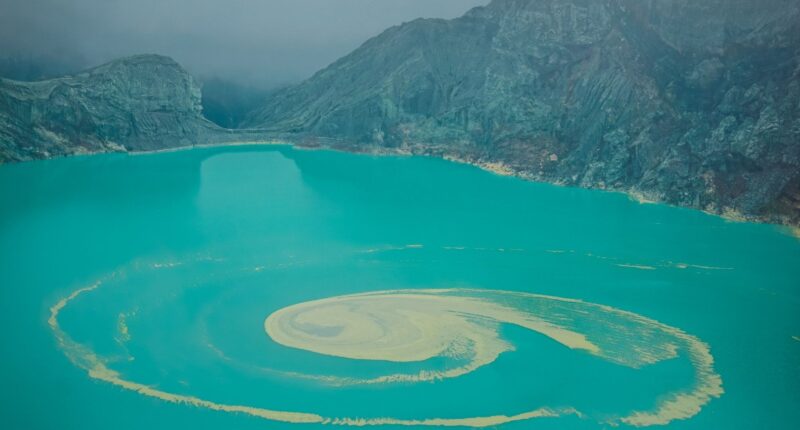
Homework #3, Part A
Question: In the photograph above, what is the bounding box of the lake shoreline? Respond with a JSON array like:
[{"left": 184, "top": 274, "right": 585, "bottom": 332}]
[
  {"left": 141, "top": 139, "right": 800, "bottom": 234},
  {"left": 3, "top": 137, "right": 798, "bottom": 234},
  {"left": 3, "top": 135, "right": 798, "bottom": 429}
]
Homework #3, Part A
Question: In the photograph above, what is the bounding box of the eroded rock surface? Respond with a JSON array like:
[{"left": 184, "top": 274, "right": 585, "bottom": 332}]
[
  {"left": 0, "top": 54, "right": 243, "bottom": 162},
  {"left": 245, "top": 0, "right": 800, "bottom": 225}
]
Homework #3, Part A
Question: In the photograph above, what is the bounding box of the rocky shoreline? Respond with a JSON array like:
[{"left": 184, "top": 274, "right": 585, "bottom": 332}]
[
  {"left": 51, "top": 136, "right": 800, "bottom": 232},
  {"left": 2, "top": 0, "right": 799, "bottom": 230},
  {"left": 246, "top": 0, "right": 800, "bottom": 230}
]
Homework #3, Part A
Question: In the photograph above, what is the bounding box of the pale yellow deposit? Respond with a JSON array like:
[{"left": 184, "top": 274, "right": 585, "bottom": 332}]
[{"left": 51, "top": 282, "right": 723, "bottom": 428}]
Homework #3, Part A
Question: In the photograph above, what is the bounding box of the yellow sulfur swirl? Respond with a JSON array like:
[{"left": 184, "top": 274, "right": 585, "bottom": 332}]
[
  {"left": 51, "top": 281, "right": 722, "bottom": 427},
  {"left": 266, "top": 289, "right": 723, "bottom": 426},
  {"left": 265, "top": 291, "right": 599, "bottom": 385}
]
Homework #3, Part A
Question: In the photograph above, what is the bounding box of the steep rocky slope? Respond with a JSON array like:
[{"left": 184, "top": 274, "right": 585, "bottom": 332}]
[
  {"left": 245, "top": 0, "right": 800, "bottom": 226},
  {"left": 0, "top": 54, "right": 242, "bottom": 162}
]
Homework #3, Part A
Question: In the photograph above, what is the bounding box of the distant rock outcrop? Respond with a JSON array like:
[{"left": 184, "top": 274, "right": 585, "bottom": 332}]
[
  {"left": 245, "top": 0, "right": 800, "bottom": 226},
  {"left": 0, "top": 54, "right": 238, "bottom": 162}
]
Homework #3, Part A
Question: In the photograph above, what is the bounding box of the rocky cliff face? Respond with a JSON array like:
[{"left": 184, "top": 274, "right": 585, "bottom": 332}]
[
  {"left": 0, "top": 54, "right": 231, "bottom": 162},
  {"left": 245, "top": 0, "right": 800, "bottom": 226}
]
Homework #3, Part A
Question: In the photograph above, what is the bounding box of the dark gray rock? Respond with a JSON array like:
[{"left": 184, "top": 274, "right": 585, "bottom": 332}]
[
  {"left": 0, "top": 54, "right": 257, "bottom": 162},
  {"left": 245, "top": 0, "right": 800, "bottom": 226}
]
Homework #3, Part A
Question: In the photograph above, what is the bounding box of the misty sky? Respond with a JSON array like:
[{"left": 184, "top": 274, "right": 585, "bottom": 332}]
[{"left": 0, "top": 0, "right": 488, "bottom": 87}]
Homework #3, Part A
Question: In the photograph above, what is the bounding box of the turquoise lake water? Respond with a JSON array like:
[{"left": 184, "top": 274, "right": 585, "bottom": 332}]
[{"left": 0, "top": 145, "right": 798, "bottom": 429}]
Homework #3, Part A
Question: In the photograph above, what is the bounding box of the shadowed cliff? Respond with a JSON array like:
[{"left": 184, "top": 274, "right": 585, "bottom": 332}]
[{"left": 0, "top": 54, "right": 260, "bottom": 162}]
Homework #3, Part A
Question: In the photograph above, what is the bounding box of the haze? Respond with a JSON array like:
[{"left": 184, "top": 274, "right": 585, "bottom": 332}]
[{"left": 0, "top": 0, "right": 488, "bottom": 88}]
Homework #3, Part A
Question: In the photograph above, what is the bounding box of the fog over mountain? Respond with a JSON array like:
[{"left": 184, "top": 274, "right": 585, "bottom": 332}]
[
  {"left": 1, "top": 0, "right": 798, "bottom": 228},
  {"left": 0, "top": 0, "right": 487, "bottom": 87}
]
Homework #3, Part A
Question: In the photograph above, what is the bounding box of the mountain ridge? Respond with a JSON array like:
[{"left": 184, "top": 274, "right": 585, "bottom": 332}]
[
  {"left": 0, "top": 54, "right": 267, "bottom": 162},
  {"left": 245, "top": 0, "right": 800, "bottom": 227},
  {"left": 0, "top": 1, "right": 798, "bottom": 228}
]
